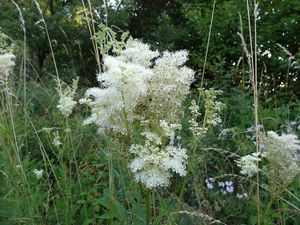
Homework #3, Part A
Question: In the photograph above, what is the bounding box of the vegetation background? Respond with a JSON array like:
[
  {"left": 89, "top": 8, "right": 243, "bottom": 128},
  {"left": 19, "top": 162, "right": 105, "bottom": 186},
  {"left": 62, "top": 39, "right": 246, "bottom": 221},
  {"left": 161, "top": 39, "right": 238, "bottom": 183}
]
[{"left": 0, "top": 0, "right": 300, "bottom": 224}]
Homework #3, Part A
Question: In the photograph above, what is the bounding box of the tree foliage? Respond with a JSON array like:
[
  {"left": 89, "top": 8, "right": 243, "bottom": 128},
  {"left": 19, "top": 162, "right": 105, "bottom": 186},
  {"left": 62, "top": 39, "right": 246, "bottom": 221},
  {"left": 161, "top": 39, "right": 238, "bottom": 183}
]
[{"left": 0, "top": 0, "right": 299, "bottom": 95}]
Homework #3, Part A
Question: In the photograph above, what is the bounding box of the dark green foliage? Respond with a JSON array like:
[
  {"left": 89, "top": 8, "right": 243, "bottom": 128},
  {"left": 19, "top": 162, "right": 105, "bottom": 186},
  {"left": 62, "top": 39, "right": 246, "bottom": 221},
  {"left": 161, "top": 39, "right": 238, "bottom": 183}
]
[{"left": 1, "top": 0, "right": 300, "bottom": 94}]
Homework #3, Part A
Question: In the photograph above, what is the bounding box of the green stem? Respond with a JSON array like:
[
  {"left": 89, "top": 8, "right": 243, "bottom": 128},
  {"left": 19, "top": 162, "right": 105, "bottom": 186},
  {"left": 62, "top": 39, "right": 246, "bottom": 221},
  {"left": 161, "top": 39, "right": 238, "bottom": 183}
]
[
  {"left": 262, "top": 198, "right": 274, "bottom": 220},
  {"left": 174, "top": 137, "right": 199, "bottom": 223},
  {"left": 174, "top": 175, "right": 187, "bottom": 223},
  {"left": 108, "top": 152, "right": 114, "bottom": 225},
  {"left": 65, "top": 119, "right": 88, "bottom": 221},
  {"left": 146, "top": 190, "right": 151, "bottom": 225}
]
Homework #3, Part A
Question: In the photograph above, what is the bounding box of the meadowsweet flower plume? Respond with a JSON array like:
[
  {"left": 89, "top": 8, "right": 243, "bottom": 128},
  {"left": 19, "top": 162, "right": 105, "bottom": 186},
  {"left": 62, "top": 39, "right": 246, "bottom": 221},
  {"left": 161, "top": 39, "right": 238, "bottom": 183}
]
[
  {"left": 262, "top": 131, "right": 300, "bottom": 192},
  {"left": 129, "top": 133, "right": 188, "bottom": 189},
  {"left": 189, "top": 88, "right": 225, "bottom": 138},
  {"left": 80, "top": 40, "right": 157, "bottom": 134},
  {"left": 56, "top": 77, "right": 78, "bottom": 118},
  {"left": 146, "top": 50, "right": 194, "bottom": 124},
  {"left": 53, "top": 131, "right": 62, "bottom": 147},
  {"left": 80, "top": 39, "right": 193, "bottom": 135},
  {"left": 198, "top": 88, "right": 225, "bottom": 127},
  {"left": 237, "top": 130, "right": 300, "bottom": 193},
  {"left": 189, "top": 99, "right": 203, "bottom": 137},
  {"left": 236, "top": 152, "right": 262, "bottom": 177},
  {"left": 0, "top": 32, "right": 15, "bottom": 85},
  {"left": 81, "top": 34, "right": 194, "bottom": 188}
]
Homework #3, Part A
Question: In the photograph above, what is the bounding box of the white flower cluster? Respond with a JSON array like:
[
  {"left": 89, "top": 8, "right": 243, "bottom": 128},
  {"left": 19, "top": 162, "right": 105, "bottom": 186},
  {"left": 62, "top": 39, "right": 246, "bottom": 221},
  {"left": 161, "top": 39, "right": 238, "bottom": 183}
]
[
  {"left": 0, "top": 32, "right": 15, "bottom": 85},
  {"left": 129, "top": 120, "right": 186, "bottom": 188},
  {"left": 188, "top": 88, "right": 224, "bottom": 137},
  {"left": 0, "top": 53, "right": 15, "bottom": 84},
  {"left": 129, "top": 133, "right": 187, "bottom": 189},
  {"left": 237, "top": 130, "right": 300, "bottom": 187},
  {"left": 81, "top": 40, "right": 194, "bottom": 135},
  {"left": 81, "top": 39, "right": 194, "bottom": 188},
  {"left": 189, "top": 99, "right": 202, "bottom": 136},
  {"left": 198, "top": 88, "right": 225, "bottom": 126},
  {"left": 159, "top": 120, "right": 182, "bottom": 142},
  {"left": 146, "top": 50, "right": 194, "bottom": 123},
  {"left": 118, "top": 40, "right": 159, "bottom": 67},
  {"left": 267, "top": 131, "right": 300, "bottom": 151},
  {"left": 236, "top": 152, "right": 262, "bottom": 177},
  {"left": 263, "top": 131, "right": 300, "bottom": 188},
  {"left": 80, "top": 55, "right": 153, "bottom": 133},
  {"left": 56, "top": 77, "right": 78, "bottom": 118}
]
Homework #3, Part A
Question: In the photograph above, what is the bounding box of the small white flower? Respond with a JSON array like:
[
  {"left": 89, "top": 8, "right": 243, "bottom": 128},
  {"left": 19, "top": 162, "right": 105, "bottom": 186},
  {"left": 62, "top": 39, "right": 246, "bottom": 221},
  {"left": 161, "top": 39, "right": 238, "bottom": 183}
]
[
  {"left": 189, "top": 99, "right": 204, "bottom": 137},
  {"left": 33, "top": 169, "right": 44, "bottom": 179},
  {"left": 236, "top": 193, "right": 248, "bottom": 199},
  {"left": 159, "top": 120, "right": 181, "bottom": 141},
  {"left": 53, "top": 131, "right": 62, "bottom": 147},
  {"left": 236, "top": 153, "right": 261, "bottom": 177},
  {"left": 198, "top": 88, "right": 225, "bottom": 128},
  {"left": 237, "top": 193, "right": 243, "bottom": 199}
]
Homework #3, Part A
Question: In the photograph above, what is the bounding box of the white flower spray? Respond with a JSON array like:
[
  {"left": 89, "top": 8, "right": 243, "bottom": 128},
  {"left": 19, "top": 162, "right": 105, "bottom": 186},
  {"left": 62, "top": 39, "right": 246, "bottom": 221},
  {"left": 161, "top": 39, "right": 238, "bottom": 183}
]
[
  {"left": 81, "top": 38, "right": 194, "bottom": 188},
  {"left": 237, "top": 130, "right": 300, "bottom": 193},
  {"left": 0, "top": 53, "right": 15, "bottom": 83},
  {"left": 0, "top": 32, "right": 15, "bottom": 85},
  {"left": 56, "top": 77, "right": 79, "bottom": 118},
  {"left": 189, "top": 88, "right": 225, "bottom": 138},
  {"left": 236, "top": 152, "right": 262, "bottom": 177},
  {"left": 129, "top": 134, "right": 188, "bottom": 189},
  {"left": 263, "top": 131, "right": 300, "bottom": 192},
  {"left": 53, "top": 131, "right": 62, "bottom": 147}
]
